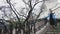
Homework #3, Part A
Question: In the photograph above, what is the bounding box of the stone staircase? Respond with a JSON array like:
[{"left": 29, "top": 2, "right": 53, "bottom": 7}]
[
  {"left": 45, "top": 30, "right": 60, "bottom": 34},
  {"left": 45, "top": 23, "right": 60, "bottom": 34}
]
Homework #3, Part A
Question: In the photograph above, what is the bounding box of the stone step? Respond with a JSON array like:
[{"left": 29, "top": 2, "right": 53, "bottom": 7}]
[{"left": 46, "top": 30, "right": 60, "bottom": 34}]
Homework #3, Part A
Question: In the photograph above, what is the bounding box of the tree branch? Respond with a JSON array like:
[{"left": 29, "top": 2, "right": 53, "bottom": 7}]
[
  {"left": 23, "top": 0, "right": 33, "bottom": 24},
  {"left": 33, "top": 1, "right": 42, "bottom": 8},
  {"left": 52, "top": 7, "right": 60, "bottom": 11},
  {"left": 23, "top": 0, "right": 30, "bottom": 5},
  {"left": 6, "top": 0, "right": 20, "bottom": 22},
  {"left": 23, "top": 0, "right": 42, "bottom": 24},
  {"left": 16, "top": 11, "right": 27, "bottom": 18}
]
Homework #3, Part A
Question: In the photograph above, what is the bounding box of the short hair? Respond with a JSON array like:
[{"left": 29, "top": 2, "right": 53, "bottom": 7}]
[{"left": 49, "top": 9, "right": 52, "bottom": 12}]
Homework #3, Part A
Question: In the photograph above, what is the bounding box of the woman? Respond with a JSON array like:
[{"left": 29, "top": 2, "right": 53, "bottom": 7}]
[{"left": 46, "top": 9, "right": 57, "bottom": 29}]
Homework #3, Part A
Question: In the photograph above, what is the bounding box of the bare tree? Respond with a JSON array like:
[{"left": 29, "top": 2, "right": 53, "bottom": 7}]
[
  {"left": 4, "top": 0, "right": 47, "bottom": 34},
  {"left": 22, "top": 0, "right": 47, "bottom": 34}
]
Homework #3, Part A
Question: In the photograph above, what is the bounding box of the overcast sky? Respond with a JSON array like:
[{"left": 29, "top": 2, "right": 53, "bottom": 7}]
[
  {"left": 0, "top": 0, "right": 60, "bottom": 20},
  {"left": 58, "top": 0, "right": 60, "bottom": 3}
]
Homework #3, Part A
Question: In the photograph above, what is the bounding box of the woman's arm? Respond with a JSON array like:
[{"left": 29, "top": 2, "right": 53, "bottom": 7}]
[{"left": 45, "top": 14, "right": 50, "bottom": 18}]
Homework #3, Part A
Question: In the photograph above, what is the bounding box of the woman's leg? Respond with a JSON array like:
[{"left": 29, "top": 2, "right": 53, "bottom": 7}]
[{"left": 50, "top": 25, "right": 55, "bottom": 31}]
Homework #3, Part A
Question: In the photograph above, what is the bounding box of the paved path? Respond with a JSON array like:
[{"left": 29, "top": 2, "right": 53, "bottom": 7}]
[
  {"left": 36, "top": 23, "right": 49, "bottom": 34},
  {"left": 12, "top": 22, "right": 60, "bottom": 34}
]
